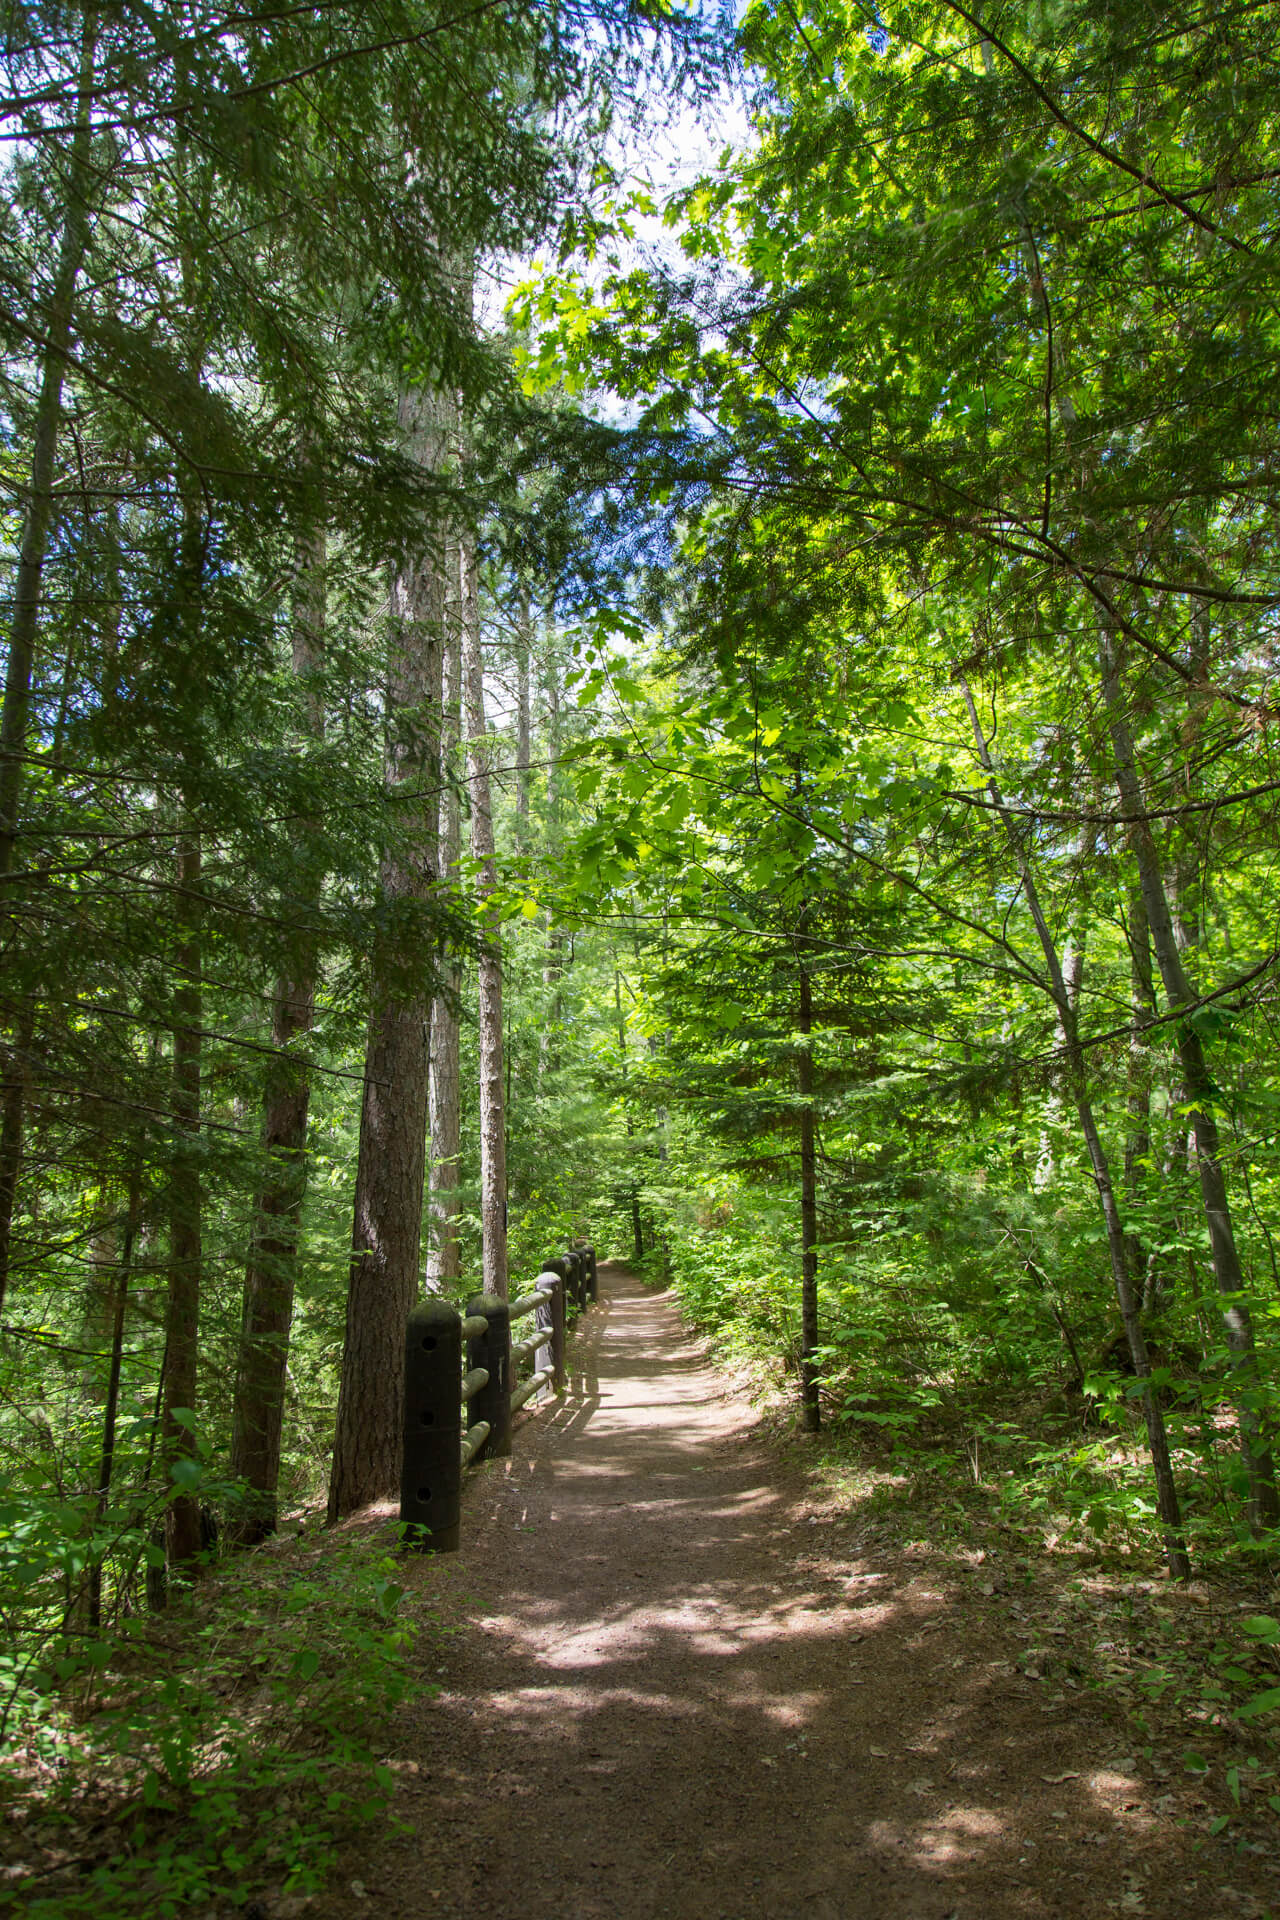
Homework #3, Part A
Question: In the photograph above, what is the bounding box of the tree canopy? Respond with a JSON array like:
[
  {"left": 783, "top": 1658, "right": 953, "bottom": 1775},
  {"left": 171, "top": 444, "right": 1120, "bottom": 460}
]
[{"left": 7, "top": 0, "right": 1280, "bottom": 1905}]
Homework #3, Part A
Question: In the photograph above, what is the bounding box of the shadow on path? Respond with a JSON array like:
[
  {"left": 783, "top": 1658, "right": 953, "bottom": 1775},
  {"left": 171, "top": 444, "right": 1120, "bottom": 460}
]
[{"left": 316, "top": 1265, "right": 1256, "bottom": 1920}]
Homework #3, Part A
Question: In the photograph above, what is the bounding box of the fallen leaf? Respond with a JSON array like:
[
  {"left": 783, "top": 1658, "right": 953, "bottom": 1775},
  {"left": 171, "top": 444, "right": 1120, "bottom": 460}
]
[{"left": 1042, "top": 1771, "right": 1081, "bottom": 1783}]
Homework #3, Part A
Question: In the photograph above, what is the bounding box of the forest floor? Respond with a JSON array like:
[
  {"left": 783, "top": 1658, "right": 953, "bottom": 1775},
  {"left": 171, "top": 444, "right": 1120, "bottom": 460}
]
[{"left": 311, "top": 1263, "right": 1278, "bottom": 1920}]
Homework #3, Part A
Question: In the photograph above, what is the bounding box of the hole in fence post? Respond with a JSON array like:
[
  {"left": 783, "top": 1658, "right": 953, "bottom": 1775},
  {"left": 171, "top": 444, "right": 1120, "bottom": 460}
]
[
  {"left": 401, "top": 1301, "right": 462, "bottom": 1552},
  {"left": 465, "top": 1292, "right": 511, "bottom": 1462}
]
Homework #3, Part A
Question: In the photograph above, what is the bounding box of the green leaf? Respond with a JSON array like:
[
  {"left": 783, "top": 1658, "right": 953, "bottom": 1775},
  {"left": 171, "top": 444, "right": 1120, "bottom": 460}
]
[{"left": 1236, "top": 1688, "right": 1280, "bottom": 1721}]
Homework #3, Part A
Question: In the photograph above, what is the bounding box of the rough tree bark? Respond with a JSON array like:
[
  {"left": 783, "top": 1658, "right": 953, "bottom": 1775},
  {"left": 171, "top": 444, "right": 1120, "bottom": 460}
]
[
  {"left": 538, "top": 651, "right": 564, "bottom": 1092},
  {"left": 161, "top": 157, "right": 215, "bottom": 1576},
  {"left": 516, "top": 590, "right": 532, "bottom": 850},
  {"left": 0, "top": 10, "right": 97, "bottom": 882},
  {"left": 229, "top": 528, "right": 325, "bottom": 1542},
  {"left": 0, "top": 12, "right": 98, "bottom": 1318},
  {"left": 328, "top": 388, "right": 448, "bottom": 1522},
  {"left": 164, "top": 826, "right": 203, "bottom": 1575},
  {"left": 0, "top": 1012, "right": 36, "bottom": 1325},
  {"left": 426, "top": 536, "right": 463, "bottom": 1292},
  {"left": 462, "top": 535, "right": 508, "bottom": 1299}
]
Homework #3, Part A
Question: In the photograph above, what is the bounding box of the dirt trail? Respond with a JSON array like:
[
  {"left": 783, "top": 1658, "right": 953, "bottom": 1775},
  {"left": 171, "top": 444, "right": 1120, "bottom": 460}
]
[{"left": 319, "top": 1266, "right": 1264, "bottom": 1920}]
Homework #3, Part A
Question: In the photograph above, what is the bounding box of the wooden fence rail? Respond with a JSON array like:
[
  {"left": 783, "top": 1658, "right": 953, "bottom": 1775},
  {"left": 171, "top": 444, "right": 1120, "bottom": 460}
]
[{"left": 400, "top": 1244, "right": 598, "bottom": 1551}]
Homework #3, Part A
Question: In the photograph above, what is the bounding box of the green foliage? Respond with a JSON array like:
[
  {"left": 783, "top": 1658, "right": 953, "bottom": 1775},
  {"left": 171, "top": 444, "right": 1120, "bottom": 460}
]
[
  {"left": 505, "top": 0, "right": 1280, "bottom": 1571},
  {"left": 632, "top": 1100, "right": 1280, "bottom": 1572},
  {"left": 9, "top": 0, "right": 1280, "bottom": 1898},
  {"left": 2, "top": 1527, "right": 424, "bottom": 1917},
  {"left": 508, "top": 1181, "right": 586, "bottom": 1293},
  {"left": 657, "top": 1168, "right": 800, "bottom": 1369}
]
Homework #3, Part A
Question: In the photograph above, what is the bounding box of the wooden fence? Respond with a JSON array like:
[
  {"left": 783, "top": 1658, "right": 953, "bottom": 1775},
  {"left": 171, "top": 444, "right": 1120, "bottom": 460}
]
[{"left": 400, "top": 1245, "right": 598, "bottom": 1550}]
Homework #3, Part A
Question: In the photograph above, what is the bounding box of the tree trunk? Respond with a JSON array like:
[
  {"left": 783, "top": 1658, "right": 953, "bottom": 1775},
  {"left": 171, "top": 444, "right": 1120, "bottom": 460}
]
[
  {"left": 426, "top": 538, "right": 463, "bottom": 1291},
  {"left": 516, "top": 591, "right": 532, "bottom": 849},
  {"left": 960, "top": 678, "right": 1189, "bottom": 1576},
  {"left": 229, "top": 529, "right": 325, "bottom": 1543},
  {"left": 797, "top": 961, "right": 821, "bottom": 1433},
  {"left": 0, "top": 16, "right": 98, "bottom": 1319},
  {"left": 462, "top": 535, "right": 508, "bottom": 1299},
  {"left": 230, "top": 968, "right": 313, "bottom": 1537},
  {"left": 80, "top": 1213, "right": 118, "bottom": 1397},
  {"left": 0, "top": 11, "right": 97, "bottom": 881},
  {"left": 328, "top": 390, "right": 447, "bottom": 1522},
  {"left": 0, "top": 1008, "right": 35, "bottom": 1323},
  {"left": 88, "top": 1166, "right": 142, "bottom": 1632},
  {"left": 1123, "top": 878, "right": 1156, "bottom": 1299},
  {"left": 614, "top": 968, "right": 645, "bottom": 1264},
  {"left": 164, "top": 829, "right": 203, "bottom": 1577},
  {"left": 1098, "top": 631, "right": 1279, "bottom": 1532},
  {"left": 539, "top": 655, "right": 564, "bottom": 1091}
]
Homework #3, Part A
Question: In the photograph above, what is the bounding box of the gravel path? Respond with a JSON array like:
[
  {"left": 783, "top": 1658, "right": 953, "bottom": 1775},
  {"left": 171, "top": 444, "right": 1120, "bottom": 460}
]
[{"left": 313, "top": 1264, "right": 1270, "bottom": 1920}]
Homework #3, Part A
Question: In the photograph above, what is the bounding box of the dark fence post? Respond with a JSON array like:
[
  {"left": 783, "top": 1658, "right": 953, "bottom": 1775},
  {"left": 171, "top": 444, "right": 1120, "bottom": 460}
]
[
  {"left": 536, "top": 1271, "right": 566, "bottom": 1393},
  {"left": 542, "top": 1254, "right": 571, "bottom": 1317},
  {"left": 467, "top": 1291, "right": 511, "bottom": 1460},
  {"left": 401, "top": 1298, "right": 462, "bottom": 1551},
  {"left": 584, "top": 1244, "right": 598, "bottom": 1304}
]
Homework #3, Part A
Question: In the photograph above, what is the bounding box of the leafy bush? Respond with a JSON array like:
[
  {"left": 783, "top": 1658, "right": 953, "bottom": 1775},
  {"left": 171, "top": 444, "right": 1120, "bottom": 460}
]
[{"left": 2, "top": 1524, "right": 425, "bottom": 1918}]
